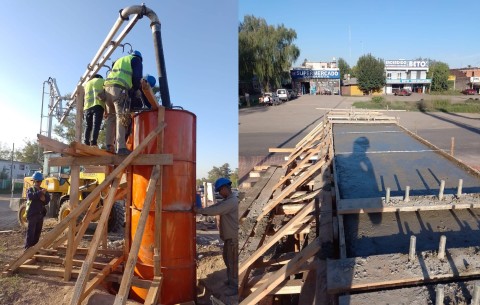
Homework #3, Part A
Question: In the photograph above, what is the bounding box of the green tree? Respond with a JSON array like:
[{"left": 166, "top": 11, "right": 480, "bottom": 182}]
[
  {"left": 207, "top": 163, "right": 232, "bottom": 183},
  {"left": 0, "top": 143, "right": 12, "bottom": 160},
  {"left": 428, "top": 61, "right": 450, "bottom": 92},
  {"left": 229, "top": 168, "right": 239, "bottom": 188},
  {"left": 356, "top": 54, "right": 385, "bottom": 94},
  {"left": 16, "top": 139, "right": 43, "bottom": 164},
  {"left": 239, "top": 15, "right": 300, "bottom": 91},
  {"left": 53, "top": 113, "right": 77, "bottom": 143},
  {"left": 337, "top": 58, "right": 351, "bottom": 83}
]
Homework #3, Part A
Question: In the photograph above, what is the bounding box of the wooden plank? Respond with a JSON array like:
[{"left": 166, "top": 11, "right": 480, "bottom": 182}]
[
  {"left": 239, "top": 166, "right": 277, "bottom": 221},
  {"left": 49, "top": 154, "right": 173, "bottom": 166},
  {"left": 113, "top": 165, "right": 160, "bottom": 305},
  {"left": 283, "top": 132, "right": 324, "bottom": 169},
  {"left": 268, "top": 148, "right": 295, "bottom": 153},
  {"left": 298, "top": 260, "right": 318, "bottom": 305},
  {"left": 33, "top": 254, "right": 111, "bottom": 270},
  {"left": 143, "top": 276, "right": 163, "bottom": 305},
  {"left": 141, "top": 78, "right": 160, "bottom": 110},
  {"left": 239, "top": 200, "right": 315, "bottom": 275},
  {"left": 82, "top": 256, "right": 125, "bottom": 300},
  {"left": 70, "top": 142, "right": 113, "bottom": 156},
  {"left": 124, "top": 168, "right": 133, "bottom": 261},
  {"left": 327, "top": 246, "right": 480, "bottom": 294},
  {"left": 338, "top": 214, "right": 346, "bottom": 259},
  {"left": 37, "top": 134, "right": 70, "bottom": 153},
  {"left": 239, "top": 237, "right": 321, "bottom": 305},
  {"left": 257, "top": 160, "right": 325, "bottom": 221},
  {"left": 249, "top": 279, "right": 303, "bottom": 295},
  {"left": 69, "top": 177, "right": 122, "bottom": 305},
  {"left": 64, "top": 162, "right": 80, "bottom": 281},
  {"left": 337, "top": 196, "right": 480, "bottom": 214}
]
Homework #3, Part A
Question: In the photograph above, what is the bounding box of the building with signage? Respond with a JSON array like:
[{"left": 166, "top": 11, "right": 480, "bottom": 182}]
[
  {"left": 450, "top": 67, "right": 480, "bottom": 93},
  {"left": 290, "top": 60, "right": 340, "bottom": 95},
  {"left": 384, "top": 59, "right": 431, "bottom": 94}
]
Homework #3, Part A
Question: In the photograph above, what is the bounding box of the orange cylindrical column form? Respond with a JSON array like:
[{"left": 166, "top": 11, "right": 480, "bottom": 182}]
[{"left": 130, "top": 109, "right": 196, "bottom": 304}]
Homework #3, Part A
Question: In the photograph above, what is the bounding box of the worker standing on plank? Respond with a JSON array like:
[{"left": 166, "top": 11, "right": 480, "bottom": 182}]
[
  {"left": 194, "top": 177, "right": 238, "bottom": 296},
  {"left": 25, "top": 172, "right": 51, "bottom": 250},
  {"left": 104, "top": 50, "right": 143, "bottom": 155},
  {"left": 83, "top": 74, "right": 106, "bottom": 147}
]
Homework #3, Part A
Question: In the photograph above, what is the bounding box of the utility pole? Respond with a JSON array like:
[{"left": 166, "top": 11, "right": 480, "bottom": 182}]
[{"left": 10, "top": 143, "right": 14, "bottom": 199}]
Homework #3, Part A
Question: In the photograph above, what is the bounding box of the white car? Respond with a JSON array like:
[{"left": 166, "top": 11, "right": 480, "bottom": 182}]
[
  {"left": 276, "top": 89, "right": 289, "bottom": 102},
  {"left": 262, "top": 92, "right": 281, "bottom": 106}
]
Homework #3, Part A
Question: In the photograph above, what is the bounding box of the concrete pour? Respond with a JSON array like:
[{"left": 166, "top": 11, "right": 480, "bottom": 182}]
[
  {"left": 333, "top": 124, "right": 480, "bottom": 199},
  {"left": 333, "top": 123, "right": 480, "bottom": 257}
]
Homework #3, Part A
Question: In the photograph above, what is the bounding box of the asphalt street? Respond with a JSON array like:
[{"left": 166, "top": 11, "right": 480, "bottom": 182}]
[{"left": 239, "top": 94, "right": 480, "bottom": 181}]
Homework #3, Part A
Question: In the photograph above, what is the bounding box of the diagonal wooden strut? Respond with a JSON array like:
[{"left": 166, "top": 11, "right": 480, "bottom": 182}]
[{"left": 113, "top": 165, "right": 161, "bottom": 305}]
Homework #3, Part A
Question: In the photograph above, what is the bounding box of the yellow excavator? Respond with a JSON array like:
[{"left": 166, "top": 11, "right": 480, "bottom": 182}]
[{"left": 17, "top": 153, "right": 124, "bottom": 232}]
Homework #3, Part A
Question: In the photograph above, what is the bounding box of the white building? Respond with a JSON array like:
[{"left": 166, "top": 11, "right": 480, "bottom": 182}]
[
  {"left": 385, "top": 59, "right": 431, "bottom": 94},
  {"left": 0, "top": 159, "right": 41, "bottom": 180}
]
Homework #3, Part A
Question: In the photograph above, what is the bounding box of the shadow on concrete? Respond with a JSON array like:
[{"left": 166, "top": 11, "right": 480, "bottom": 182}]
[{"left": 420, "top": 111, "right": 480, "bottom": 136}]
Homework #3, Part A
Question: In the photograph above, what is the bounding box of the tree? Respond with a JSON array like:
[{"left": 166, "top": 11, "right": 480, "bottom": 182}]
[
  {"left": 207, "top": 163, "right": 232, "bottom": 183},
  {"left": 229, "top": 168, "right": 239, "bottom": 188},
  {"left": 428, "top": 61, "right": 450, "bottom": 92},
  {"left": 53, "top": 113, "right": 77, "bottom": 143},
  {"left": 16, "top": 139, "right": 43, "bottom": 164},
  {"left": 239, "top": 15, "right": 300, "bottom": 92},
  {"left": 337, "top": 58, "right": 351, "bottom": 83},
  {"left": 356, "top": 54, "right": 385, "bottom": 94}
]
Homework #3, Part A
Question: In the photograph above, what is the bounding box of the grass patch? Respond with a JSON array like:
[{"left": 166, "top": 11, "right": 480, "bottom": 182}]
[
  {"left": 353, "top": 97, "right": 480, "bottom": 113},
  {"left": 0, "top": 275, "right": 23, "bottom": 301}
]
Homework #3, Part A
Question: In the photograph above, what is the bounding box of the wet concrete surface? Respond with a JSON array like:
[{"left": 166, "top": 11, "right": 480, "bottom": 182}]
[
  {"left": 333, "top": 124, "right": 480, "bottom": 199},
  {"left": 344, "top": 209, "right": 480, "bottom": 257}
]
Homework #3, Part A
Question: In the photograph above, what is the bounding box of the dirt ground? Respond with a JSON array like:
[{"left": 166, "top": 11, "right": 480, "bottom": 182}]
[{"left": 0, "top": 195, "right": 237, "bottom": 305}]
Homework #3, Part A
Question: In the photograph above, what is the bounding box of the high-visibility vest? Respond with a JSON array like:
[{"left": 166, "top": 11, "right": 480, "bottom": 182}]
[
  {"left": 83, "top": 78, "right": 105, "bottom": 110},
  {"left": 104, "top": 55, "right": 134, "bottom": 89}
]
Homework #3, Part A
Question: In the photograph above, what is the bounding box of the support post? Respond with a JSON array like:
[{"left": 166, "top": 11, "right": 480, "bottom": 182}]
[
  {"left": 404, "top": 186, "right": 410, "bottom": 202},
  {"left": 435, "top": 284, "right": 444, "bottom": 305},
  {"left": 409, "top": 235, "right": 416, "bottom": 261},
  {"left": 385, "top": 187, "right": 391, "bottom": 204},
  {"left": 438, "top": 235, "right": 446, "bottom": 260},
  {"left": 472, "top": 282, "right": 480, "bottom": 305},
  {"left": 438, "top": 180, "right": 445, "bottom": 200},
  {"left": 457, "top": 179, "right": 463, "bottom": 198},
  {"left": 450, "top": 137, "right": 455, "bottom": 156}
]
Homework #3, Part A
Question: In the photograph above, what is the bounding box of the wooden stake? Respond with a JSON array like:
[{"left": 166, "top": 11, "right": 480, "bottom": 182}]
[
  {"left": 450, "top": 137, "right": 455, "bottom": 156},
  {"left": 439, "top": 180, "right": 445, "bottom": 200},
  {"left": 438, "top": 235, "right": 446, "bottom": 260},
  {"left": 409, "top": 235, "right": 416, "bottom": 261},
  {"left": 385, "top": 187, "right": 391, "bottom": 204},
  {"left": 472, "top": 282, "right": 480, "bottom": 305}
]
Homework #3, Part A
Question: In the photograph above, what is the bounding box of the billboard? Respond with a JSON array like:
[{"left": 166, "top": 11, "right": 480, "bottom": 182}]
[{"left": 291, "top": 69, "right": 340, "bottom": 79}]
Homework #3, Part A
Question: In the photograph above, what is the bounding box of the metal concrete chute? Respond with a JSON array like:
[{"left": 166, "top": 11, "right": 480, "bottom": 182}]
[{"left": 60, "top": 3, "right": 171, "bottom": 123}]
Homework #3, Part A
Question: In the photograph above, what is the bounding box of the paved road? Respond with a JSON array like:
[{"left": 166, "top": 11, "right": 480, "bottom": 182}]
[
  {"left": 0, "top": 194, "right": 22, "bottom": 231},
  {"left": 239, "top": 94, "right": 480, "bottom": 180}
]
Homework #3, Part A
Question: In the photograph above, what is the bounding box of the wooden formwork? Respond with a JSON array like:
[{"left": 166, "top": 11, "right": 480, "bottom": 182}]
[
  {"left": 238, "top": 116, "right": 334, "bottom": 305},
  {"left": 2, "top": 85, "right": 173, "bottom": 305}
]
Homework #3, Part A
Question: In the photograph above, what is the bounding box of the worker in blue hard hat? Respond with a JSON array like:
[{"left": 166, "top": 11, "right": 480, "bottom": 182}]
[
  {"left": 194, "top": 177, "right": 238, "bottom": 296},
  {"left": 25, "top": 171, "right": 51, "bottom": 250},
  {"left": 83, "top": 74, "right": 105, "bottom": 147},
  {"left": 104, "top": 50, "right": 143, "bottom": 155},
  {"left": 130, "top": 74, "right": 157, "bottom": 111}
]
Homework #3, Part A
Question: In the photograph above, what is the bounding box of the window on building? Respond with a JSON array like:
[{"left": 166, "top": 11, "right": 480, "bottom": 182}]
[
  {"left": 397, "top": 72, "right": 402, "bottom": 79},
  {"left": 387, "top": 73, "right": 392, "bottom": 79},
  {"left": 20, "top": 164, "right": 25, "bottom": 170}
]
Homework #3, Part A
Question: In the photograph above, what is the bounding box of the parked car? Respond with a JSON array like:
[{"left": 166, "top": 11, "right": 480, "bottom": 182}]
[
  {"left": 287, "top": 89, "right": 297, "bottom": 99},
  {"left": 261, "top": 92, "right": 280, "bottom": 106},
  {"left": 394, "top": 89, "right": 412, "bottom": 96},
  {"left": 276, "top": 89, "right": 289, "bottom": 102},
  {"left": 461, "top": 88, "right": 476, "bottom": 95}
]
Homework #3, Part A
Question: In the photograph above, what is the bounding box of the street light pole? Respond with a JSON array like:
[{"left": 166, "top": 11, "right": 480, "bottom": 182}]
[{"left": 10, "top": 143, "right": 14, "bottom": 199}]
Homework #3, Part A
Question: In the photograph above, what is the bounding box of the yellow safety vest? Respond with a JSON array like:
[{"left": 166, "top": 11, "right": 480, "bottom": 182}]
[
  {"left": 104, "top": 55, "right": 133, "bottom": 89},
  {"left": 83, "top": 78, "right": 105, "bottom": 110}
]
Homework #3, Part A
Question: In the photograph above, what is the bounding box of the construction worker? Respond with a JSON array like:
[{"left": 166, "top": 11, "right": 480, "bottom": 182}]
[
  {"left": 104, "top": 50, "right": 143, "bottom": 155},
  {"left": 83, "top": 74, "right": 105, "bottom": 147},
  {"left": 194, "top": 177, "right": 238, "bottom": 296},
  {"left": 25, "top": 172, "right": 51, "bottom": 250}
]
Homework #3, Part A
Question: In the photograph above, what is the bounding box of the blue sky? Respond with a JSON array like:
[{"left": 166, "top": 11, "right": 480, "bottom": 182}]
[
  {"left": 240, "top": 0, "right": 480, "bottom": 68},
  {"left": 0, "top": 1, "right": 238, "bottom": 179}
]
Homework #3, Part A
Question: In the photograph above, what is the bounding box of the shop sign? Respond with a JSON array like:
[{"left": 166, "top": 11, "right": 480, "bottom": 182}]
[
  {"left": 386, "top": 79, "right": 431, "bottom": 84},
  {"left": 385, "top": 60, "right": 429, "bottom": 68},
  {"left": 470, "top": 77, "right": 480, "bottom": 83},
  {"left": 291, "top": 69, "right": 340, "bottom": 79}
]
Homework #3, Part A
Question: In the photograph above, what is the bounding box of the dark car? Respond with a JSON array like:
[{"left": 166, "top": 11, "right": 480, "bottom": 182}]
[
  {"left": 461, "top": 88, "right": 476, "bottom": 95},
  {"left": 394, "top": 89, "right": 412, "bottom": 96}
]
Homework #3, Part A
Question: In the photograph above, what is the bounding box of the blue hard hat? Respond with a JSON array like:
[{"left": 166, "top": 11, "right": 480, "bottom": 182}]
[
  {"left": 132, "top": 50, "right": 142, "bottom": 59},
  {"left": 214, "top": 177, "right": 232, "bottom": 192},
  {"left": 145, "top": 74, "right": 156, "bottom": 87},
  {"left": 32, "top": 171, "right": 44, "bottom": 181}
]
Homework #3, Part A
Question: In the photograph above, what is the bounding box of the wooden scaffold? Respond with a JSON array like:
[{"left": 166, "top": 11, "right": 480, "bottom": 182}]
[{"left": 2, "top": 81, "right": 173, "bottom": 305}]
